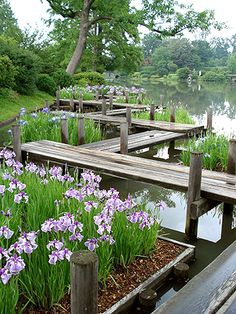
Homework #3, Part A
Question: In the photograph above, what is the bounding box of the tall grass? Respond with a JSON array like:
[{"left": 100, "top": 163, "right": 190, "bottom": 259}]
[
  {"left": 180, "top": 133, "right": 229, "bottom": 170},
  {"left": 14, "top": 111, "right": 102, "bottom": 145},
  {"left": 60, "top": 86, "right": 94, "bottom": 100},
  {"left": 133, "top": 107, "right": 195, "bottom": 124}
]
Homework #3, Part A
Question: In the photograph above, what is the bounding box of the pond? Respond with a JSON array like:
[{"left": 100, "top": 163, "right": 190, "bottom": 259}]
[{"left": 0, "top": 81, "right": 236, "bottom": 310}]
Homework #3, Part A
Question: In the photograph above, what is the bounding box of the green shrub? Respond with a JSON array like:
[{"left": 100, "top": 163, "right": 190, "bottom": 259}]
[
  {"left": 52, "top": 69, "right": 74, "bottom": 88},
  {"left": 0, "top": 55, "right": 17, "bottom": 89},
  {"left": 36, "top": 74, "right": 56, "bottom": 95},
  {"left": 177, "top": 67, "right": 191, "bottom": 81},
  {"left": 201, "top": 71, "right": 226, "bottom": 82},
  {"left": 74, "top": 71, "right": 105, "bottom": 86}
]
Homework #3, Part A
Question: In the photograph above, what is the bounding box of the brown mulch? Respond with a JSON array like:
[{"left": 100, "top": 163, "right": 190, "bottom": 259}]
[{"left": 27, "top": 239, "right": 184, "bottom": 314}]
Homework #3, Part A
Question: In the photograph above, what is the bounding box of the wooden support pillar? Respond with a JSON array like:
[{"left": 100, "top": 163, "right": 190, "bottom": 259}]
[
  {"left": 95, "top": 90, "right": 99, "bottom": 101},
  {"left": 125, "top": 91, "right": 129, "bottom": 103},
  {"left": 70, "top": 250, "right": 98, "bottom": 314},
  {"left": 109, "top": 93, "right": 113, "bottom": 110},
  {"left": 56, "top": 89, "right": 60, "bottom": 110},
  {"left": 79, "top": 93, "right": 83, "bottom": 113},
  {"left": 12, "top": 124, "right": 22, "bottom": 162},
  {"left": 70, "top": 98, "right": 75, "bottom": 112},
  {"left": 170, "top": 105, "right": 175, "bottom": 123},
  {"left": 120, "top": 122, "right": 128, "bottom": 154},
  {"left": 45, "top": 100, "right": 49, "bottom": 109},
  {"left": 160, "top": 95, "right": 164, "bottom": 107},
  {"left": 185, "top": 152, "right": 203, "bottom": 239},
  {"left": 102, "top": 98, "right": 107, "bottom": 115},
  {"left": 207, "top": 108, "right": 213, "bottom": 132},
  {"left": 150, "top": 104, "right": 155, "bottom": 121},
  {"left": 61, "top": 118, "right": 68, "bottom": 144},
  {"left": 78, "top": 116, "right": 85, "bottom": 145},
  {"left": 223, "top": 139, "right": 236, "bottom": 213},
  {"left": 137, "top": 93, "right": 142, "bottom": 104},
  {"left": 126, "top": 107, "right": 132, "bottom": 127}
]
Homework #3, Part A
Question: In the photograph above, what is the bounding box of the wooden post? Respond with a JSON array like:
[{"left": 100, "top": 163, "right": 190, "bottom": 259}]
[
  {"left": 61, "top": 118, "right": 68, "bottom": 144},
  {"left": 170, "top": 105, "right": 175, "bottom": 123},
  {"left": 223, "top": 139, "right": 236, "bottom": 213},
  {"left": 126, "top": 107, "right": 132, "bottom": 127},
  {"left": 95, "top": 90, "right": 99, "bottom": 101},
  {"left": 79, "top": 93, "right": 83, "bottom": 113},
  {"left": 70, "top": 250, "right": 98, "bottom": 314},
  {"left": 56, "top": 89, "right": 60, "bottom": 110},
  {"left": 173, "top": 262, "right": 189, "bottom": 282},
  {"left": 109, "top": 93, "right": 113, "bottom": 110},
  {"left": 12, "top": 124, "right": 22, "bottom": 162},
  {"left": 160, "top": 94, "right": 164, "bottom": 107},
  {"left": 70, "top": 98, "right": 75, "bottom": 112},
  {"left": 138, "top": 288, "right": 157, "bottom": 309},
  {"left": 102, "top": 98, "right": 107, "bottom": 115},
  {"left": 78, "top": 116, "right": 85, "bottom": 145},
  {"left": 207, "top": 108, "right": 213, "bottom": 132},
  {"left": 45, "top": 100, "right": 49, "bottom": 109},
  {"left": 120, "top": 122, "right": 128, "bottom": 154},
  {"left": 125, "top": 91, "right": 129, "bottom": 103},
  {"left": 137, "top": 93, "right": 142, "bottom": 104},
  {"left": 185, "top": 152, "right": 203, "bottom": 239},
  {"left": 150, "top": 104, "right": 155, "bottom": 121}
]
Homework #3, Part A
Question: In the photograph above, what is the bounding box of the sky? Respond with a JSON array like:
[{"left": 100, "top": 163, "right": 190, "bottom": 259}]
[{"left": 8, "top": 0, "right": 236, "bottom": 39}]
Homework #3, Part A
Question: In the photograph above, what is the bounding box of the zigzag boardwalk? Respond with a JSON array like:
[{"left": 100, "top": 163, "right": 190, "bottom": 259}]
[{"left": 21, "top": 140, "right": 236, "bottom": 205}]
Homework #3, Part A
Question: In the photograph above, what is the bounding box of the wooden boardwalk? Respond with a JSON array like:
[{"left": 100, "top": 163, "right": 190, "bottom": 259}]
[
  {"left": 56, "top": 99, "right": 148, "bottom": 110},
  {"left": 21, "top": 140, "right": 236, "bottom": 204},
  {"left": 81, "top": 130, "right": 186, "bottom": 153},
  {"left": 84, "top": 114, "right": 204, "bottom": 134}
]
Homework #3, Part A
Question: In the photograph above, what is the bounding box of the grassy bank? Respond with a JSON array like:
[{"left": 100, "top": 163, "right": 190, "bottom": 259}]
[{"left": 0, "top": 89, "right": 54, "bottom": 123}]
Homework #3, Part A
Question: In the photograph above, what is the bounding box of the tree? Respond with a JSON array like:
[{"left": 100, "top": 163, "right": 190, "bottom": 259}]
[
  {"left": 45, "top": 0, "right": 220, "bottom": 74},
  {"left": 227, "top": 52, "right": 236, "bottom": 73},
  {"left": 0, "top": 0, "right": 22, "bottom": 41}
]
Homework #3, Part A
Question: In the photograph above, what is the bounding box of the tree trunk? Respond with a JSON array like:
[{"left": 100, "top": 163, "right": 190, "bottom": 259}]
[{"left": 66, "top": 1, "right": 91, "bottom": 74}]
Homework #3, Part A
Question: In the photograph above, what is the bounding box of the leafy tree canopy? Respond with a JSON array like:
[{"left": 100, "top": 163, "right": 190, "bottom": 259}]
[{"left": 0, "top": 0, "right": 22, "bottom": 41}]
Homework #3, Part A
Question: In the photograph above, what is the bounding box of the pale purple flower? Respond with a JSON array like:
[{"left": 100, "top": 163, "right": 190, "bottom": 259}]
[
  {"left": 0, "top": 247, "right": 9, "bottom": 260},
  {"left": 0, "top": 226, "right": 14, "bottom": 239},
  {"left": 0, "top": 208, "right": 12, "bottom": 218},
  {"left": 14, "top": 191, "right": 28, "bottom": 204},
  {"left": 18, "top": 119, "right": 27, "bottom": 126},
  {"left": 48, "top": 248, "right": 72, "bottom": 264},
  {"left": 41, "top": 179, "right": 49, "bottom": 185},
  {"left": 84, "top": 201, "right": 98, "bottom": 213},
  {"left": 41, "top": 218, "right": 55, "bottom": 232},
  {"left": 69, "top": 232, "right": 83, "bottom": 242},
  {"left": 0, "top": 268, "right": 11, "bottom": 284},
  {"left": 97, "top": 223, "right": 111, "bottom": 235},
  {"left": 38, "top": 166, "right": 46, "bottom": 177},
  {"left": 2, "top": 171, "right": 13, "bottom": 180},
  {"left": 85, "top": 238, "right": 99, "bottom": 251},
  {"left": 25, "top": 162, "right": 38, "bottom": 173},
  {"left": 47, "top": 240, "right": 64, "bottom": 251},
  {"left": 49, "top": 166, "right": 62, "bottom": 178},
  {"left": 31, "top": 112, "right": 38, "bottom": 118},
  {"left": 0, "top": 185, "right": 5, "bottom": 195},
  {"left": 0, "top": 149, "right": 15, "bottom": 160},
  {"left": 42, "top": 107, "right": 49, "bottom": 113},
  {"left": 5, "top": 254, "right": 25, "bottom": 275}
]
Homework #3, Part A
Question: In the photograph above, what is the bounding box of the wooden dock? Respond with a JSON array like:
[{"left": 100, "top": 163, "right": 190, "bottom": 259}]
[
  {"left": 55, "top": 99, "right": 148, "bottom": 110},
  {"left": 84, "top": 114, "right": 204, "bottom": 134},
  {"left": 81, "top": 130, "right": 186, "bottom": 153},
  {"left": 21, "top": 140, "right": 236, "bottom": 205}
]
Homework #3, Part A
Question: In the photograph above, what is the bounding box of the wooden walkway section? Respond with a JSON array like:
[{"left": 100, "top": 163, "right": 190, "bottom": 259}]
[
  {"left": 21, "top": 140, "right": 236, "bottom": 204},
  {"left": 56, "top": 99, "right": 148, "bottom": 110},
  {"left": 81, "top": 130, "right": 186, "bottom": 153},
  {"left": 84, "top": 114, "right": 204, "bottom": 134}
]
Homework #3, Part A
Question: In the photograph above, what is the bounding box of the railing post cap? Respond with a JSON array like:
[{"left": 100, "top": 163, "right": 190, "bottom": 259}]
[
  {"left": 70, "top": 250, "right": 98, "bottom": 265},
  {"left": 190, "top": 151, "right": 203, "bottom": 156}
]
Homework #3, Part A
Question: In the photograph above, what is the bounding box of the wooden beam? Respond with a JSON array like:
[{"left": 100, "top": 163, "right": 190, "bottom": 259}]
[{"left": 190, "top": 198, "right": 221, "bottom": 219}]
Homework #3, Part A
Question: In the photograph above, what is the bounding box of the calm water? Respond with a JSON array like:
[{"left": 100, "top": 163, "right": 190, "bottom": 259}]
[{"left": 0, "top": 82, "right": 236, "bottom": 308}]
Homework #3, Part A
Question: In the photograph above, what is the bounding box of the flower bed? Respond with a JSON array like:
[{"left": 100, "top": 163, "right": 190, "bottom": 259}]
[{"left": 0, "top": 148, "right": 163, "bottom": 313}]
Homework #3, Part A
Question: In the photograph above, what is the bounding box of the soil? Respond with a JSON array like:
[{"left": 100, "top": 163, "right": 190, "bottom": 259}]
[{"left": 26, "top": 239, "right": 185, "bottom": 314}]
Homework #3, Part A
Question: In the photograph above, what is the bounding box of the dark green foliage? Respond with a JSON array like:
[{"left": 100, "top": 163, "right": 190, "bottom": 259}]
[
  {"left": 0, "top": 55, "right": 17, "bottom": 88},
  {"left": 201, "top": 71, "right": 226, "bottom": 82},
  {"left": 74, "top": 71, "right": 105, "bottom": 86},
  {"left": 0, "top": 0, "right": 22, "bottom": 41},
  {"left": 36, "top": 74, "right": 56, "bottom": 95},
  {"left": 52, "top": 69, "right": 74, "bottom": 88},
  {"left": 177, "top": 67, "right": 191, "bottom": 81},
  {"left": 14, "top": 50, "right": 40, "bottom": 95}
]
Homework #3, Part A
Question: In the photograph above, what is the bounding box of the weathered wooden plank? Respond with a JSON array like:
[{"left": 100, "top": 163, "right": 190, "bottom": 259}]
[
  {"left": 81, "top": 130, "right": 186, "bottom": 153},
  {"left": 21, "top": 140, "right": 236, "bottom": 204}
]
